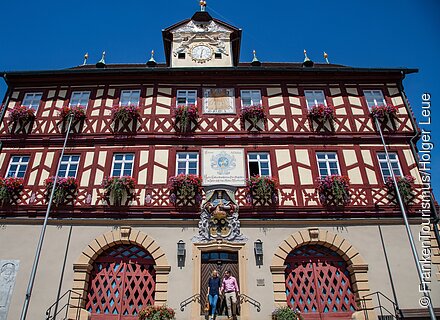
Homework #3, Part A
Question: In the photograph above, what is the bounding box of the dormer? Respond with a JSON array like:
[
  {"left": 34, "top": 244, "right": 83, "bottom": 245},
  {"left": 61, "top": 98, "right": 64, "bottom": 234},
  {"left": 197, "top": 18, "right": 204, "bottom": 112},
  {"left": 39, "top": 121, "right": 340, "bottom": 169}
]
[{"left": 162, "top": 11, "right": 242, "bottom": 68}]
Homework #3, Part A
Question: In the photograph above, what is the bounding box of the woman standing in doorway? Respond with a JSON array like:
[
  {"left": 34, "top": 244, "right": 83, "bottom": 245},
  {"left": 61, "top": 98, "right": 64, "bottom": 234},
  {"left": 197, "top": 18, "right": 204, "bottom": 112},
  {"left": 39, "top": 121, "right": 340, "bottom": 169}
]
[{"left": 207, "top": 270, "right": 221, "bottom": 320}]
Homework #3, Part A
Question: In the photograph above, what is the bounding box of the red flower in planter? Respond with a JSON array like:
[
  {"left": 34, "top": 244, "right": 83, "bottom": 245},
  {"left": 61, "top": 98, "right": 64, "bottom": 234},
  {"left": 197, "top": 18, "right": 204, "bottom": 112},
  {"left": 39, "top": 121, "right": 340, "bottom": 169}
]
[
  {"left": 308, "top": 104, "right": 335, "bottom": 121},
  {"left": 370, "top": 104, "right": 398, "bottom": 119},
  {"left": 102, "top": 176, "right": 136, "bottom": 204},
  {"left": 9, "top": 105, "right": 35, "bottom": 123},
  {"left": 60, "top": 105, "right": 87, "bottom": 121},
  {"left": 112, "top": 105, "right": 140, "bottom": 122},
  {"left": 317, "top": 175, "right": 350, "bottom": 206},
  {"left": 168, "top": 174, "right": 203, "bottom": 204},
  {"left": 0, "top": 177, "right": 24, "bottom": 205},
  {"left": 245, "top": 175, "right": 279, "bottom": 203},
  {"left": 385, "top": 175, "right": 415, "bottom": 204},
  {"left": 240, "top": 105, "right": 266, "bottom": 128},
  {"left": 173, "top": 104, "right": 198, "bottom": 133},
  {"left": 45, "top": 177, "right": 78, "bottom": 206}
]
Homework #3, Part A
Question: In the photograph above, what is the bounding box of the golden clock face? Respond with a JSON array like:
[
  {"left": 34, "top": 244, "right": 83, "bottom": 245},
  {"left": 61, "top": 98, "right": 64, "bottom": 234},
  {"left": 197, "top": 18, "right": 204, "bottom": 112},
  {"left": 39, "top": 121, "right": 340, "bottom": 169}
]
[{"left": 191, "top": 44, "right": 213, "bottom": 63}]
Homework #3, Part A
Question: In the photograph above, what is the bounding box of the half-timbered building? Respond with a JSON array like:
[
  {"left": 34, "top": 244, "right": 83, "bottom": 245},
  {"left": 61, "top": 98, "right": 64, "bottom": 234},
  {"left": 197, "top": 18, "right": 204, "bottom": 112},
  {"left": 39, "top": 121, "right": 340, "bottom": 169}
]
[{"left": 0, "top": 7, "right": 439, "bottom": 320}]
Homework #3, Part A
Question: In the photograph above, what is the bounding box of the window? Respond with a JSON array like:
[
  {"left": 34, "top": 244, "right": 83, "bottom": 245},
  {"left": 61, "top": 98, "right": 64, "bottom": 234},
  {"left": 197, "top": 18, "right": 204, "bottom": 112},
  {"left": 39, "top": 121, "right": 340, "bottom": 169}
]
[
  {"left": 70, "top": 91, "right": 90, "bottom": 107},
  {"left": 22, "top": 93, "right": 43, "bottom": 111},
  {"left": 58, "top": 155, "right": 80, "bottom": 178},
  {"left": 111, "top": 153, "right": 134, "bottom": 177},
  {"left": 363, "top": 90, "right": 386, "bottom": 109},
  {"left": 176, "top": 152, "right": 199, "bottom": 175},
  {"left": 178, "top": 53, "right": 185, "bottom": 59},
  {"left": 377, "top": 152, "right": 402, "bottom": 181},
  {"left": 248, "top": 152, "right": 271, "bottom": 177},
  {"left": 6, "top": 155, "right": 30, "bottom": 178},
  {"left": 215, "top": 53, "right": 222, "bottom": 59},
  {"left": 304, "top": 90, "right": 326, "bottom": 108},
  {"left": 176, "top": 90, "right": 197, "bottom": 106},
  {"left": 120, "top": 90, "right": 140, "bottom": 106},
  {"left": 241, "top": 90, "right": 262, "bottom": 107},
  {"left": 316, "top": 152, "right": 340, "bottom": 177}
]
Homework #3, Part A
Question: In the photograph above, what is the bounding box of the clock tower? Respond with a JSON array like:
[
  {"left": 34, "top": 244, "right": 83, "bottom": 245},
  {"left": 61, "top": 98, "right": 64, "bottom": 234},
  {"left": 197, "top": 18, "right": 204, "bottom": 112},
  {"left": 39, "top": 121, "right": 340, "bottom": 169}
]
[{"left": 162, "top": 10, "right": 242, "bottom": 68}]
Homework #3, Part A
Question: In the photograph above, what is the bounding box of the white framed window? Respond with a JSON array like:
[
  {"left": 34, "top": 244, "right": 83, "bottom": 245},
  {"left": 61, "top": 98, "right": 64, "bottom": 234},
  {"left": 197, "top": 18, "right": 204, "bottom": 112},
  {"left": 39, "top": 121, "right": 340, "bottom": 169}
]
[
  {"left": 316, "top": 152, "right": 340, "bottom": 177},
  {"left": 58, "top": 155, "right": 80, "bottom": 178},
  {"left": 377, "top": 152, "right": 402, "bottom": 181},
  {"left": 120, "top": 90, "right": 141, "bottom": 106},
  {"left": 176, "top": 152, "right": 199, "bottom": 175},
  {"left": 304, "top": 90, "right": 326, "bottom": 108},
  {"left": 363, "top": 90, "right": 386, "bottom": 109},
  {"left": 69, "top": 91, "right": 90, "bottom": 107},
  {"left": 241, "top": 90, "right": 262, "bottom": 107},
  {"left": 177, "top": 90, "right": 197, "bottom": 106},
  {"left": 248, "top": 152, "right": 271, "bottom": 177},
  {"left": 6, "top": 155, "right": 30, "bottom": 178},
  {"left": 111, "top": 153, "right": 134, "bottom": 177},
  {"left": 22, "top": 92, "right": 43, "bottom": 111}
]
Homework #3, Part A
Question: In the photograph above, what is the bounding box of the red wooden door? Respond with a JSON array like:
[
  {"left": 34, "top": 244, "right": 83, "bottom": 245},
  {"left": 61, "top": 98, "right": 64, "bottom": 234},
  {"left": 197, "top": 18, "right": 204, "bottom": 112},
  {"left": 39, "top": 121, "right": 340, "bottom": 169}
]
[
  {"left": 285, "top": 245, "right": 356, "bottom": 320},
  {"left": 86, "top": 245, "right": 156, "bottom": 320}
]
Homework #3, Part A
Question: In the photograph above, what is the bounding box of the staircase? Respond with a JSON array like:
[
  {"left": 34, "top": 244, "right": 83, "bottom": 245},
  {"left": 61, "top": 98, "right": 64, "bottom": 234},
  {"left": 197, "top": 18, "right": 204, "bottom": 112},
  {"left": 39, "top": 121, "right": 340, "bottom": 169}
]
[
  {"left": 359, "top": 291, "right": 402, "bottom": 320},
  {"left": 45, "top": 290, "right": 81, "bottom": 320}
]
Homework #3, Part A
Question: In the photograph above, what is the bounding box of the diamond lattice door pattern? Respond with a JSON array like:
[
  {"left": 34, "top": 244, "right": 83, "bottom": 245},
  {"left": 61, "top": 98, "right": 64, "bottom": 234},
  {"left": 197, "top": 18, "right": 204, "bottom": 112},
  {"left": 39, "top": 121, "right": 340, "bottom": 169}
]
[
  {"left": 86, "top": 245, "right": 156, "bottom": 320},
  {"left": 285, "top": 245, "right": 357, "bottom": 320}
]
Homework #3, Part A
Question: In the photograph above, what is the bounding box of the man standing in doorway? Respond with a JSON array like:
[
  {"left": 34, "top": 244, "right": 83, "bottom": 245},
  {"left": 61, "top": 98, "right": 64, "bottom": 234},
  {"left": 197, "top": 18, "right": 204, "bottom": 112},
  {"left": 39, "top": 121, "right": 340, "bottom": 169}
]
[{"left": 221, "top": 270, "right": 239, "bottom": 320}]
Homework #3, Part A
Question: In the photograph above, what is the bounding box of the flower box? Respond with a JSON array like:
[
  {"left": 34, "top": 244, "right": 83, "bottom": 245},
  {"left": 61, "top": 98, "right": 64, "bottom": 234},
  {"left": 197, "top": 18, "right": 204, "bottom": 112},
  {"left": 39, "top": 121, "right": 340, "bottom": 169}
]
[
  {"left": 385, "top": 175, "right": 415, "bottom": 205},
  {"left": 139, "top": 305, "right": 175, "bottom": 320},
  {"left": 240, "top": 105, "right": 266, "bottom": 131},
  {"left": 168, "top": 174, "right": 203, "bottom": 206},
  {"left": 370, "top": 104, "right": 398, "bottom": 120},
  {"left": 59, "top": 105, "right": 87, "bottom": 133},
  {"left": 9, "top": 105, "right": 35, "bottom": 134},
  {"left": 317, "top": 175, "right": 350, "bottom": 206},
  {"left": 0, "top": 177, "right": 24, "bottom": 206},
  {"left": 45, "top": 177, "right": 78, "bottom": 206},
  {"left": 308, "top": 104, "right": 335, "bottom": 122},
  {"left": 173, "top": 104, "right": 198, "bottom": 133},
  {"left": 112, "top": 105, "right": 140, "bottom": 132},
  {"left": 271, "top": 306, "right": 303, "bottom": 320},
  {"left": 102, "top": 176, "right": 135, "bottom": 206},
  {"left": 245, "top": 175, "right": 279, "bottom": 205}
]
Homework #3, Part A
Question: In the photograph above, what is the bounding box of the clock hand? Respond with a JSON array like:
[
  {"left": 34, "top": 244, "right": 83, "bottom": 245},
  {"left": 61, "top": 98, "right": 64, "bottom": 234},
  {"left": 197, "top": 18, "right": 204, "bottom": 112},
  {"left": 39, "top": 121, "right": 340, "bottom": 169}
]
[{"left": 200, "top": 49, "right": 204, "bottom": 58}]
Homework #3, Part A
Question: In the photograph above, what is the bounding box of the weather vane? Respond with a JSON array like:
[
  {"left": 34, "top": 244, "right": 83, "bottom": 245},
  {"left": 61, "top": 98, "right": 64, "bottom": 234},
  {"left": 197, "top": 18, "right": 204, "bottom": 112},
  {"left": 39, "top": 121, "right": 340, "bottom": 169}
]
[{"left": 324, "top": 52, "right": 330, "bottom": 64}]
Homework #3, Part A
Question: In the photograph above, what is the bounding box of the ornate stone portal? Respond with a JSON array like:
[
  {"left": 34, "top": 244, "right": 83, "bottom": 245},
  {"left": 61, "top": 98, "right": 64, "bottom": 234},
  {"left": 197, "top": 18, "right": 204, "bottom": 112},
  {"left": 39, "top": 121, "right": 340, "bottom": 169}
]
[{"left": 192, "top": 186, "right": 246, "bottom": 243}]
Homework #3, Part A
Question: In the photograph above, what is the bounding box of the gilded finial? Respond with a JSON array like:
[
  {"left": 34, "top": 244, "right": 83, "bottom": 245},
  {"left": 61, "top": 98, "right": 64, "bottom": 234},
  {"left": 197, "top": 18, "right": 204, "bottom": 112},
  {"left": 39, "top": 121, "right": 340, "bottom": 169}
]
[
  {"left": 200, "top": 0, "right": 207, "bottom": 11},
  {"left": 96, "top": 51, "right": 106, "bottom": 68},
  {"left": 323, "top": 51, "right": 330, "bottom": 64},
  {"left": 302, "top": 49, "right": 314, "bottom": 67},
  {"left": 251, "top": 49, "right": 261, "bottom": 66},
  {"left": 83, "top": 52, "right": 89, "bottom": 65},
  {"left": 147, "top": 49, "right": 157, "bottom": 67}
]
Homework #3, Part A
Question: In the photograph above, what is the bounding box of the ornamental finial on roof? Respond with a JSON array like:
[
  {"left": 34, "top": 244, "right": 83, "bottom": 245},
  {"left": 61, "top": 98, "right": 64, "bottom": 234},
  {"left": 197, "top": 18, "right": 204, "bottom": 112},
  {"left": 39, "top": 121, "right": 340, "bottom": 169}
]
[
  {"left": 147, "top": 50, "right": 157, "bottom": 67},
  {"left": 200, "top": 0, "right": 207, "bottom": 11},
  {"left": 324, "top": 51, "right": 330, "bottom": 64},
  {"left": 83, "top": 52, "right": 89, "bottom": 65},
  {"left": 302, "top": 49, "right": 314, "bottom": 67},
  {"left": 96, "top": 51, "right": 106, "bottom": 68},
  {"left": 251, "top": 50, "right": 261, "bottom": 67}
]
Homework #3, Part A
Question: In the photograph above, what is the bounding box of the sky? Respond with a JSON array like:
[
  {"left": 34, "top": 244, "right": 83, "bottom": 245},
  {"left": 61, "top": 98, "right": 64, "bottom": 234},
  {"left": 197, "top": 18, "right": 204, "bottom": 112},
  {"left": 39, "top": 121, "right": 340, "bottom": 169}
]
[{"left": 0, "top": 0, "right": 439, "bottom": 196}]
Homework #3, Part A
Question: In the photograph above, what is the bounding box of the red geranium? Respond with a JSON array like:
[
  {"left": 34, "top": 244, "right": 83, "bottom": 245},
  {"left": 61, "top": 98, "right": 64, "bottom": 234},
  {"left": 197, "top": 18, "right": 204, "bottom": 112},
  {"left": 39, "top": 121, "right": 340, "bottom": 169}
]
[
  {"left": 102, "top": 176, "right": 136, "bottom": 204},
  {"left": 60, "top": 105, "right": 87, "bottom": 121},
  {"left": 45, "top": 176, "right": 78, "bottom": 206},
  {"left": 370, "top": 104, "right": 398, "bottom": 119},
  {"left": 112, "top": 105, "right": 140, "bottom": 122},
  {"left": 173, "top": 104, "right": 198, "bottom": 133},
  {"left": 245, "top": 175, "right": 279, "bottom": 203},
  {"left": 317, "top": 175, "right": 350, "bottom": 206},
  {"left": 240, "top": 105, "right": 266, "bottom": 129},
  {"left": 308, "top": 104, "right": 335, "bottom": 121},
  {"left": 168, "top": 174, "right": 203, "bottom": 204},
  {"left": 0, "top": 177, "right": 24, "bottom": 205},
  {"left": 385, "top": 175, "right": 415, "bottom": 204},
  {"left": 9, "top": 105, "right": 35, "bottom": 123}
]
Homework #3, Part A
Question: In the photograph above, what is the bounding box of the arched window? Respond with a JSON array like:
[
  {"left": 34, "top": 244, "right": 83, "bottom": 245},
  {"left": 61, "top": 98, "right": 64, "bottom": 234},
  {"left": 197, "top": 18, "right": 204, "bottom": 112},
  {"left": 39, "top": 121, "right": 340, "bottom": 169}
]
[
  {"left": 86, "top": 244, "right": 156, "bottom": 319},
  {"left": 285, "top": 245, "right": 357, "bottom": 319}
]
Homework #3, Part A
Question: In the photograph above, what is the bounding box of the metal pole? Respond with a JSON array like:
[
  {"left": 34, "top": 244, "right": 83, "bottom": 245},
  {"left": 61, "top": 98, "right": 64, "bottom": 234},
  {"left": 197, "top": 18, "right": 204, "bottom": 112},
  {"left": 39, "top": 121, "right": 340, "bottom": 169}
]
[
  {"left": 378, "top": 225, "right": 403, "bottom": 318},
  {"left": 374, "top": 117, "right": 436, "bottom": 320},
  {"left": 53, "top": 225, "right": 73, "bottom": 320},
  {"left": 20, "top": 114, "right": 74, "bottom": 320}
]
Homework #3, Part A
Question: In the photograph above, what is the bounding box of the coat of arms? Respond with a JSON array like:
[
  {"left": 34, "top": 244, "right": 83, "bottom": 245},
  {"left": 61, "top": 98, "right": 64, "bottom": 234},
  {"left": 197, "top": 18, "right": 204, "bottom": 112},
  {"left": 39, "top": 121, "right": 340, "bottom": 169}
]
[{"left": 211, "top": 152, "right": 236, "bottom": 175}]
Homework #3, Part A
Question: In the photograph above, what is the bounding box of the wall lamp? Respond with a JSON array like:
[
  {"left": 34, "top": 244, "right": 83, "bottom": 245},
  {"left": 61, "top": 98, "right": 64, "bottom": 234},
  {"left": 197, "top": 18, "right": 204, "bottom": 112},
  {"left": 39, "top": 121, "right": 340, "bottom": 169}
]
[
  {"left": 254, "top": 239, "right": 263, "bottom": 267},
  {"left": 177, "top": 240, "right": 186, "bottom": 268}
]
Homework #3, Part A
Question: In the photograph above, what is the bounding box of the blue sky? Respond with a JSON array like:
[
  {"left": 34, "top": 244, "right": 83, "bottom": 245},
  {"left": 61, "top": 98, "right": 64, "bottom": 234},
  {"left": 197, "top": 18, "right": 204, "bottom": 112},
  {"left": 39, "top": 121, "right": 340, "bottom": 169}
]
[{"left": 0, "top": 0, "right": 439, "bottom": 196}]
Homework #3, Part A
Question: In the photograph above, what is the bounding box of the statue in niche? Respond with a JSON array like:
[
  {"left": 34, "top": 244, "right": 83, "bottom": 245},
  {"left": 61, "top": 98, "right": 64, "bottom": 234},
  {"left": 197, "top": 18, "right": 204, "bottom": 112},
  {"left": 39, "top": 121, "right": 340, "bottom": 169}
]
[
  {"left": 193, "top": 187, "right": 246, "bottom": 242},
  {"left": 0, "top": 260, "right": 19, "bottom": 320}
]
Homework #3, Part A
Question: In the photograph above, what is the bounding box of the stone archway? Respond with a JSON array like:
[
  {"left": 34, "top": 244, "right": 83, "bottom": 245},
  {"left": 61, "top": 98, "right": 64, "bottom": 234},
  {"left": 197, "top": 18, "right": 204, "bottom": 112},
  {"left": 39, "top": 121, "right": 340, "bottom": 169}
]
[
  {"left": 68, "top": 226, "right": 171, "bottom": 320},
  {"left": 270, "top": 228, "right": 375, "bottom": 319}
]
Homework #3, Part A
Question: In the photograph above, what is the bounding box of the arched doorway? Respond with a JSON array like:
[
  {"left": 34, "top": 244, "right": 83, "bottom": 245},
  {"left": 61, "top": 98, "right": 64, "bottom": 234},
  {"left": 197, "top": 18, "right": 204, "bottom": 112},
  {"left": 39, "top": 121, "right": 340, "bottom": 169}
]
[
  {"left": 284, "top": 245, "right": 356, "bottom": 320},
  {"left": 85, "top": 244, "right": 156, "bottom": 319}
]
